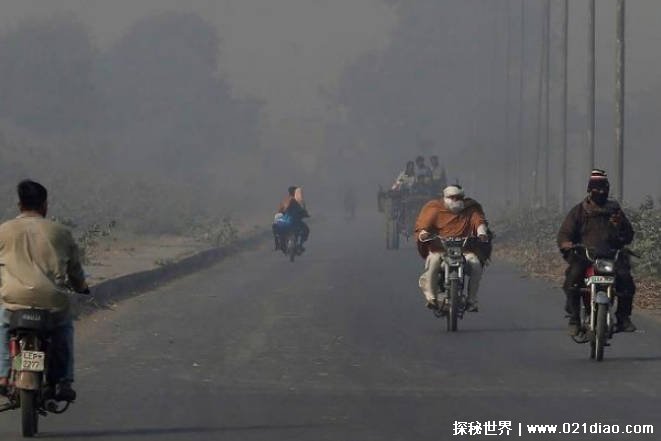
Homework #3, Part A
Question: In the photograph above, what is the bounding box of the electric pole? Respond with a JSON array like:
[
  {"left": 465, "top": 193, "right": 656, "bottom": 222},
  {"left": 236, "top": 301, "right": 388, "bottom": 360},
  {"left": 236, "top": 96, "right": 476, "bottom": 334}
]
[
  {"left": 587, "top": 0, "right": 596, "bottom": 171},
  {"left": 517, "top": 0, "right": 526, "bottom": 209},
  {"left": 560, "top": 0, "right": 569, "bottom": 211},
  {"left": 543, "top": 0, "right": 551, "bottom": 208},
  {"left": 534, "top": 1, "right": 547, "bottom": 207},
  {"left": 614, "top": 0, "right": 625, "bottom": 202},
  {"left": 505, "top": 0, "right": 512, "bottom": 204}
]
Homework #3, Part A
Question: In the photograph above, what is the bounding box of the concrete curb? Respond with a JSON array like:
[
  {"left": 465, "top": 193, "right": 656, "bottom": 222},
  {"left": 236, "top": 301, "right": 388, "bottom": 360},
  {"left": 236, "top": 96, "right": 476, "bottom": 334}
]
[{"left": 86, "top": 230, "right": 270, "bottom": 312}]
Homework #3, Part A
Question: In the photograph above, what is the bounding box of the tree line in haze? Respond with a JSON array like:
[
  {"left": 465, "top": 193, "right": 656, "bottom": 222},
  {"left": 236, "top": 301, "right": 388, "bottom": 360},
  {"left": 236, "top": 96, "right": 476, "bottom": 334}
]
[{"left": 0, "top": 12, "right": 262, "bottom": 232}]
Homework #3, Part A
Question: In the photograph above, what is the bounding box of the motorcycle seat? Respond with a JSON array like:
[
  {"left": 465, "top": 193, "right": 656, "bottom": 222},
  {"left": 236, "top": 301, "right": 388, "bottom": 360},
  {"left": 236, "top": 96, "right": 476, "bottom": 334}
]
[{"left": 7, "top": 309, "right": 63, "bottom": 333}]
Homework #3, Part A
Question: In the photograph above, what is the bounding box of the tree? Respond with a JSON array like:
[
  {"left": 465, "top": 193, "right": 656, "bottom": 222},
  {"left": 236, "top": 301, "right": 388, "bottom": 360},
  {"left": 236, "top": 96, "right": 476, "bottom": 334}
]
[{"left": 0, "top": 14, "right": 98, "bottom": 133}]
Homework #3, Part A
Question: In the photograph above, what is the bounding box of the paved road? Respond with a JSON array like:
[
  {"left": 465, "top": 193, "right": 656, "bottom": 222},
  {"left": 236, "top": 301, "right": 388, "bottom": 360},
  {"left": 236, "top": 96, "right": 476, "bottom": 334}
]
[{"left": 1, "top": 214, "right": 660, "bottom": 440}]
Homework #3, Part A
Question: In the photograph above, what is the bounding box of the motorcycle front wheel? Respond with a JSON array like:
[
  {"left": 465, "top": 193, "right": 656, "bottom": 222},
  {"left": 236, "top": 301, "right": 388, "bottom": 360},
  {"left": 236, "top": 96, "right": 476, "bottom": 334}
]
[
  {"left": 593, "top": 303, "right": 608, "bottom": 361},
  {"left": 447, "top": 278, "right": 459, "bottom": 332}
]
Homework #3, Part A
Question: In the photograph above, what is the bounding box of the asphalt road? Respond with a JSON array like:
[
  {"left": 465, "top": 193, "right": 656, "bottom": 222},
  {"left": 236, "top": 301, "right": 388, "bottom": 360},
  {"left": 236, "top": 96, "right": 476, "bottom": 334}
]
[{"left": 1, "top": 213, "right": 660, "bottom": 440}]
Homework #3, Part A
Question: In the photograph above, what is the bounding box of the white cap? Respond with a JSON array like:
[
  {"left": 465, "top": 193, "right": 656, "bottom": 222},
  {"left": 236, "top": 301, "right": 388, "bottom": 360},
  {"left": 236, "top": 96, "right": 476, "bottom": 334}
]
[{"left": 443, "top": 185, "right": 464, "bottom": 198}]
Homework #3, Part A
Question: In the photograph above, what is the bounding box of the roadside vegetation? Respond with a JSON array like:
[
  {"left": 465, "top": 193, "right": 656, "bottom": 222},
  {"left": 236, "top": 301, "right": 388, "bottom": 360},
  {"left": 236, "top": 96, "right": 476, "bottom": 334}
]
[
  {"left": 494, "top": 197, "right": 661, "bottom": 310},
  {"left": 0, "top": 13, "right": 262, "bottom": 240}
]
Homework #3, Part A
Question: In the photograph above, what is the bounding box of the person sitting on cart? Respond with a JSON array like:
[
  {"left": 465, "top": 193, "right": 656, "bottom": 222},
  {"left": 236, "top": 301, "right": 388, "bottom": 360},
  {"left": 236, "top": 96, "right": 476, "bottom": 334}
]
[
  {"left": 391, "top": 161, "right": 416, "bottom": 192},
  {"left": 414, "top": 185, "right": 490, "bottom": 313},
  {"left": 429, "top": 155, "right": 447, "bottom": 189},
  {"left": 414, "top": 156, "right": 432, "bottom": 190}
]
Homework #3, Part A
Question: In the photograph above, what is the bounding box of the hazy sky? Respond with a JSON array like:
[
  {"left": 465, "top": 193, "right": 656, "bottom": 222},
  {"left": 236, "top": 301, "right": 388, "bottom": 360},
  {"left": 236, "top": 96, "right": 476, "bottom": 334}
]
[{"left": 0, "top": 0, "right": 395, "bottom": 119}]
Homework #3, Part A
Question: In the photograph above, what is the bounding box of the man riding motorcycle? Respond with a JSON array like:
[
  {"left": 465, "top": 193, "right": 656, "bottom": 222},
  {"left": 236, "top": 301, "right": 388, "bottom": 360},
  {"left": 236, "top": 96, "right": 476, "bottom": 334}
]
[
  {"left": 557, "top": 169, "right": 636, "bottom": 336},
  {"left": 272, "top": 186, "right": 310, "bottom": 252},
  {"left": 415, "top": 185, "right": 490, "bottom": 312},
  {"left": 0, "top": 180, "right": 90, "bottom": 401}
]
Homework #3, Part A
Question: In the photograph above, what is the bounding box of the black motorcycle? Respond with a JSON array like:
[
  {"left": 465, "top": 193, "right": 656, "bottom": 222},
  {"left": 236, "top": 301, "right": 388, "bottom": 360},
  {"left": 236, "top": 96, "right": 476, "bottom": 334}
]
[
  {"left": 0, "top": 308, "right": 74, "bottom": 437},
  {"left": 420, "top": 235, "right": 474, "bottom": 332}
]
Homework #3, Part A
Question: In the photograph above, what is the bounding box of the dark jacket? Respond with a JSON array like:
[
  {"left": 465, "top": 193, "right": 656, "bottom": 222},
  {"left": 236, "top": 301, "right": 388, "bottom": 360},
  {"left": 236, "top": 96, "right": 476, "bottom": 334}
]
[
  {"left": 557, "top": 198, "right": 634, "bottom": 255},
  {"left": 278, "top": 196, "right": 309, "bottom": 223}
]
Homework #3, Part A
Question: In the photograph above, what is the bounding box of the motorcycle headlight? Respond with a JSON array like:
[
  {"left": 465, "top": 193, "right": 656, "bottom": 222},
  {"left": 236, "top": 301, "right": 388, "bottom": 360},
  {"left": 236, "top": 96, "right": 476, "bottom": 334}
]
[
  {"left": 447, "top": 247, "right": 462, "bottom": 258},
  {"left": 595, "top": 259, "right": 615, "bottom": 274}
]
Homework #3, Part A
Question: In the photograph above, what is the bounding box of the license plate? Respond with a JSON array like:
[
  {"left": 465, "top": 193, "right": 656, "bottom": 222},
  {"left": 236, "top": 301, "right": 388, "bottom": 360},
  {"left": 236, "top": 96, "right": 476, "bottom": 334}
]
[
  {"left": 587, "top": 275, "right": 615, "bottom": 284},
  {"left": 20, "top": 351, "right": 45, "bottom": 372}
]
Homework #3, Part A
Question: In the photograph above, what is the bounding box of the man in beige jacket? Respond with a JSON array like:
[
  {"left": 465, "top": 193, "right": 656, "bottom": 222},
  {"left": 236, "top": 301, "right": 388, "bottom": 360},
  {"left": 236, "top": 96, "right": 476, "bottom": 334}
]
[{"left": 0, "top": 180, "right": 89, "bottom": 401}]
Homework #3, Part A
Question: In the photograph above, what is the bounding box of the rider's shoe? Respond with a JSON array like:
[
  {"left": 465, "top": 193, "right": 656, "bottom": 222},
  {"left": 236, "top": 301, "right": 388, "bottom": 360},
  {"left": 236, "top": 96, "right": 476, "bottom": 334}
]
[
  {"left": 466, "top": 300, "right": 479, "bottom": 312},
  {"left": 567, "top": 323, "right": 581, "bottom": 337},
  {"left": 55, "top": 382, "right": 77, "bottom": 402},
  {"left": 567, "top": 318, "right": 581, "bottom": 337},
  {"left": 0, "top": 377, "right": 7, "bottom": 397},
  {"left": 616, "top": 316, "right": 637, "bottom": 333},
  {"left": 297, "top": 245, "right": 306, "bottom": 254},
  {"left": 426, "top": 299, "right": 437, "bottom": 310}
]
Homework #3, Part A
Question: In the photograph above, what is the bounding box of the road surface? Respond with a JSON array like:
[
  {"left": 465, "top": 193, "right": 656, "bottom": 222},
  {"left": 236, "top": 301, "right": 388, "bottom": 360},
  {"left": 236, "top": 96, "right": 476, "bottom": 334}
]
[{"left": 1, "top": 213, "right": 659, "bottom": 440}]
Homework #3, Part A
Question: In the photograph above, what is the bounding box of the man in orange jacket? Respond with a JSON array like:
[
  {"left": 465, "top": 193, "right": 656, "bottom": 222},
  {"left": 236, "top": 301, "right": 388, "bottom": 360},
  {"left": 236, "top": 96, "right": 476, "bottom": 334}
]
[{"left": 415, "top": 185, "right": 490, "bottom": 312}]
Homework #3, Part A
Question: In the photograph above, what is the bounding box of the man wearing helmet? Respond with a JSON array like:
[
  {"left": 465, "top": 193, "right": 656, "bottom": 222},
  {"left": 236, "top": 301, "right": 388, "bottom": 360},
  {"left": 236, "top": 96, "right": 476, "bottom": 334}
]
[{"left": 415, "top": 185, "right": 490, "bottom": 312}]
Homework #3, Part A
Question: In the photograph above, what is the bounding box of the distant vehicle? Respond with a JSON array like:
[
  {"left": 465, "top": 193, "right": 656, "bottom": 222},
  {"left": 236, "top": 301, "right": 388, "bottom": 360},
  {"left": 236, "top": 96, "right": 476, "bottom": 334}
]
[
  {"left": 378, "top": 188, "right": 429, "bottom": 250},
  {"left": 0, "top": 308, "right": 75, "bottom": 437},
  {"left": 570, "top": 245, "right": 628, "bottom": 361}
]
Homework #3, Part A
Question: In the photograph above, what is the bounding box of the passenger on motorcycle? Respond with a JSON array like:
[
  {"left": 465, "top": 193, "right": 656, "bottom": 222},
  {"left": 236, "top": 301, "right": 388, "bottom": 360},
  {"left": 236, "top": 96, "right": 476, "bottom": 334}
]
[
  {"left": 415, "top": 185, "right": 490, "bottom": 312},
  {"left": 557, "top": 169, "right": 636, "bottom": 336},
  {"left": 391, "top": 161, "right": 416, "bottom": 191},
  {"left": 0, "top": 180, "right": 90, "bottom": 401},
  {"left": 272, "top": 186, "right": 310, "bottom": 252}
]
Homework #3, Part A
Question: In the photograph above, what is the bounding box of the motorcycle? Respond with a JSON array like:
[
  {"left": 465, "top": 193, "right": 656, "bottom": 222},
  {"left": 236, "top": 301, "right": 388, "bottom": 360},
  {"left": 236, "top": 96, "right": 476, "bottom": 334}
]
[
  {"left": 570, "top": 245, "right": 621, "bottom": 361},
  {"left": 281, "top": 229, "right": 303, "bottom": 263},
  {"left": 420, "top": 235, "right": 472, "bottom": 332},
  {"left": 0, "top": 308, "right": 74, "bottom": 437}
]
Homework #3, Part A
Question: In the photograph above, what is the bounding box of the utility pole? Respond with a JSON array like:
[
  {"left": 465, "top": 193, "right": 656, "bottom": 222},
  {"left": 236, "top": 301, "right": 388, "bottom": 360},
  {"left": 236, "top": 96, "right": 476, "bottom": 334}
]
[
  {"left": 560, "top": 0, "right": 569, "bottom": 211},
  {"left": 504, "top": 0, "right": 512, "bottom": 204},
  {"left": 517, "top": 0, "right": 526, "bottom": 209},
  {"left": 534, "top": 1, "right": 546, "bottom": 207},
  {"left": 614, "top": 0, "right": 625, "bottom": 202},
  {"left": 587, "top": 0, "right": 596, "bottom": 171},
  {"left": 543, "top": 0, "right": 551, "bottom": 208}
]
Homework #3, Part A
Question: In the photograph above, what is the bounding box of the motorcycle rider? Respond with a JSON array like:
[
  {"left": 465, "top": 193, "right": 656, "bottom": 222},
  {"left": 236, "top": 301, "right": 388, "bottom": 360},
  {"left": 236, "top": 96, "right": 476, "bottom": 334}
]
[
  {"left": 557, "top": 169, "right": 636, "bottom": 336},
  {"left": 0, "top": 180, "right": 89, "bottom": 401},
  {"left": 415, "top": 185, "right": 490, "bottom": 312},
  {"left": 273, "top": 186, "right": 310, "bottom": 252},
  {"left": 391, "top": 161, "right": 416, "bottom": 191}
]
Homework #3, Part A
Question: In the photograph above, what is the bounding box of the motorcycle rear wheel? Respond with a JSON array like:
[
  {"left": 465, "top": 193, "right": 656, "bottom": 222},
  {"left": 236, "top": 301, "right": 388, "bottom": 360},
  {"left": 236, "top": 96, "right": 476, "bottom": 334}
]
[
  {"left": 20, "top": 389, "right": 39, "bottom": 437},
  {"left": 287, "top": 238, "right": 296, "bottom": 262}
]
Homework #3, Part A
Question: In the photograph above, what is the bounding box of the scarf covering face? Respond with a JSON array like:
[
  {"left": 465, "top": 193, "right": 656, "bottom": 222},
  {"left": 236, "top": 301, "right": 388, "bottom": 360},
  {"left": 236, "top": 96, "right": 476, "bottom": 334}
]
[
  {"left": 590, "top": 190, "right": 608, "bottom": 206},
  {"left": 444, "top": 197, "right": 464, "bottom": 213}
]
